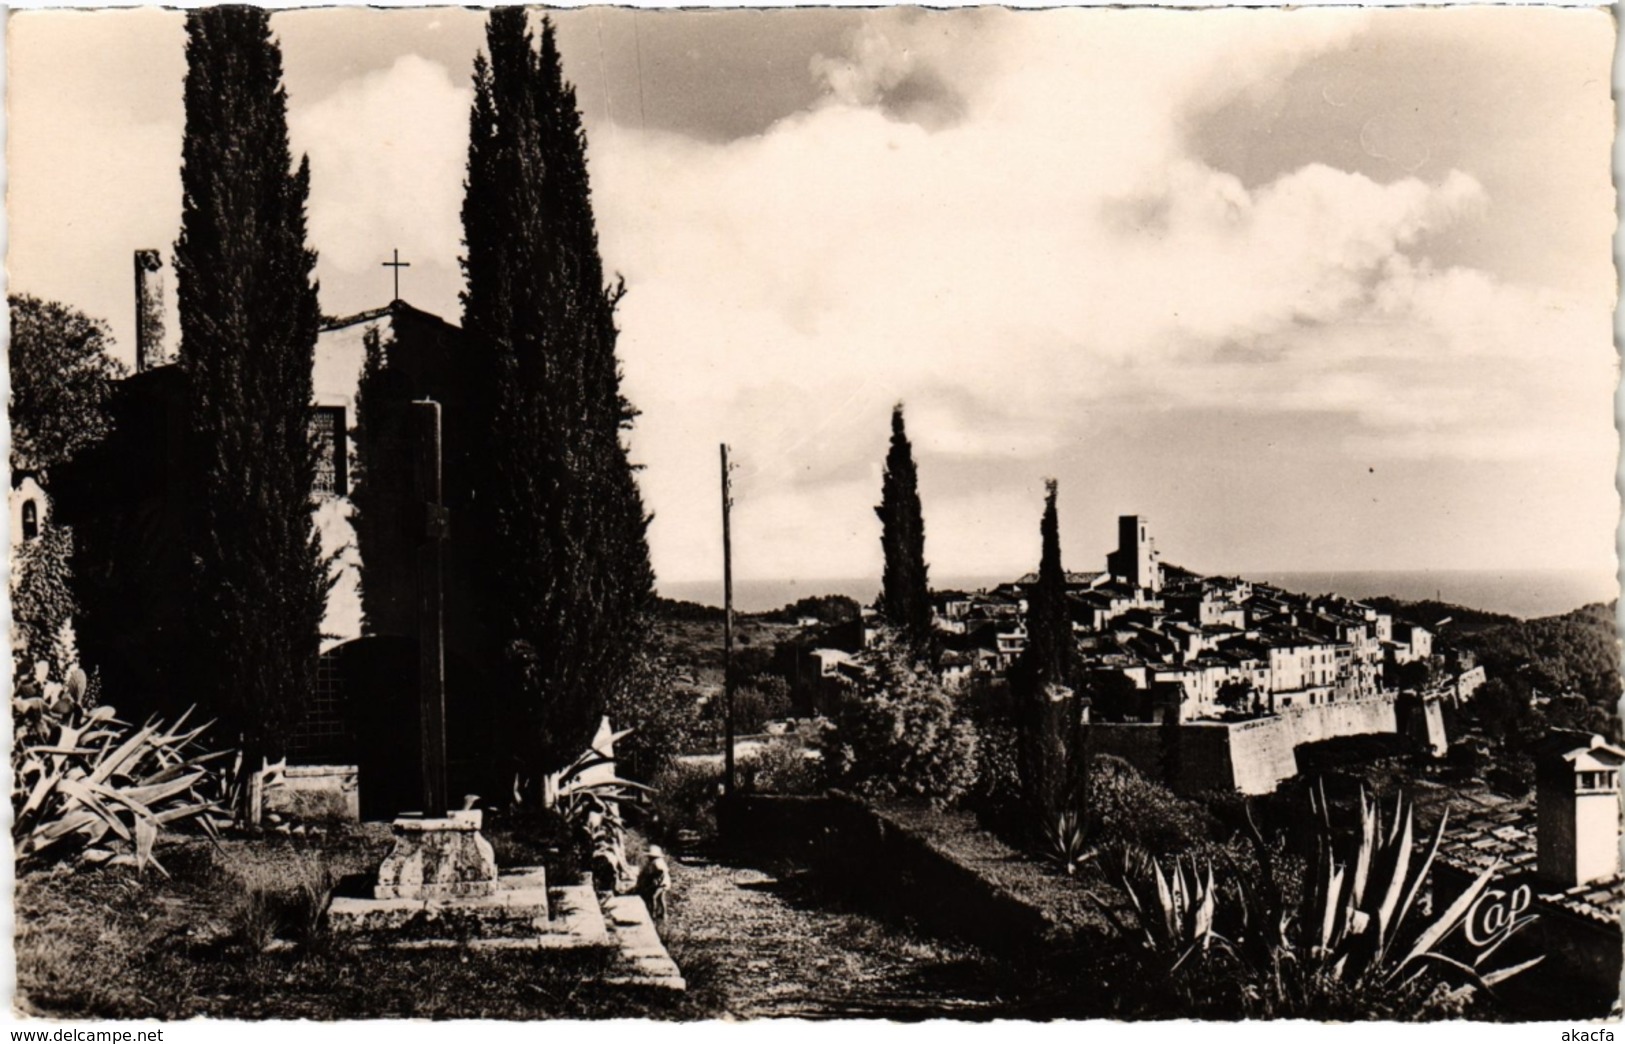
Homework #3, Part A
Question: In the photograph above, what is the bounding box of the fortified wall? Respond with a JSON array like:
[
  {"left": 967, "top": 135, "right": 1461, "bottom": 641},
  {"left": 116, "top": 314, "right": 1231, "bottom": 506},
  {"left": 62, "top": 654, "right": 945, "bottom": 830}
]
[{"left": 1092, "top": 694, "right": 1420, "bottom": 794}]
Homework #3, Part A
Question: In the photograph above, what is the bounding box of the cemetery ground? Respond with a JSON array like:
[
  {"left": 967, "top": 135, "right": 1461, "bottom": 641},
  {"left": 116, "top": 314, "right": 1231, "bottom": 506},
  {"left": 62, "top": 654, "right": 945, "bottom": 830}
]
[{"left": 12, "top": 819, "right": 1039, "bottom": 1020}]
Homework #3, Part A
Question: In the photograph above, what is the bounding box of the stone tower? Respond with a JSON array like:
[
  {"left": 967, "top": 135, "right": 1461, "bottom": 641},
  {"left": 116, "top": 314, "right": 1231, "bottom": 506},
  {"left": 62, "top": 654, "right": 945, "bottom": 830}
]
[
  {"left": 1107, "top": 514, "right": 1160, "bottom": 593},
  {"left": 1536, "top": 732, "right": 1625, "bottom": 888},
  {"left": 134, "top": 249, "right": 166, "bottom": 372}
]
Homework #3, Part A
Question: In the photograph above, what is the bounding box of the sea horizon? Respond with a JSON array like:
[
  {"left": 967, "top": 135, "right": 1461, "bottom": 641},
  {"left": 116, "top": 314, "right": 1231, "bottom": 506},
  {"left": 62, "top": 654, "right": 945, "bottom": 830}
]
[{"left": 660, "top": 566, "right": 1619, "bottom": 621}]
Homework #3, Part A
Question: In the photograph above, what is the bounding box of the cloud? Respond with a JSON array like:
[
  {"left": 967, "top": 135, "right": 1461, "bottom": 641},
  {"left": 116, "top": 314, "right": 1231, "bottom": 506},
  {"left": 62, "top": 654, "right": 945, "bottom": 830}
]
[
  {"left": 584, "top": 8, "right": 1615, "bottom": 582},
  {"left": 8, "top": 8, "right": 1607, "bottom": 584},
  {"left": 5, "top": 11, "right": 187, "bottom": 366},
  {"left": 290, "top": 54, "right": 471, "bottom": 280}
]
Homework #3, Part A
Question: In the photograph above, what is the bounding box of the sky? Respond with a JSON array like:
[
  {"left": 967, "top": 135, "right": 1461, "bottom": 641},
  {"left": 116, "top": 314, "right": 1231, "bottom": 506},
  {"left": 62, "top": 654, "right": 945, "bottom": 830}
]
[{"left": 6, "top": 6, "right": 1619, "bottom": 594}]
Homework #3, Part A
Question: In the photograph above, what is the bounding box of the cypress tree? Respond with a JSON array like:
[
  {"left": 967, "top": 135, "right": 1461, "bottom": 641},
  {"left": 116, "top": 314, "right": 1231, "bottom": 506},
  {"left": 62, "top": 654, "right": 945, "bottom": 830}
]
[
  {"left": 1016, "top": 480, "right": 1076, "bottom": 823},
  {"left": 349, "top": 325, "right": 416, "bottom": 635},
  {"left": 173, "top": 6, "right": 325, "bottom": 781},
  {"left": 875, "top": 403, "right": 931, "bottom": 647},
  {"left": 461, "top": 10, "right": 654, "bottom": 779},
  {"left": 1028, "top": 479, "right": 1074, "bottom": 685}
]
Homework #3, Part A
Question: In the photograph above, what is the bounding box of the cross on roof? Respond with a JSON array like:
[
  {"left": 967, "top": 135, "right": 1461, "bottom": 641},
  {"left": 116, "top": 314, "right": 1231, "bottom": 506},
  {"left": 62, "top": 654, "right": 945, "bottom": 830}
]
[{"left": 383, "top": 248, "right": 410, "bottom": 302}]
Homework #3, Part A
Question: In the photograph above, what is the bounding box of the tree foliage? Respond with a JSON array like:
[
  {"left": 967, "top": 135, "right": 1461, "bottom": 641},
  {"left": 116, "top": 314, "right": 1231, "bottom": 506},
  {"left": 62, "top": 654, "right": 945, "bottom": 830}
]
[
  {"left": 1459, "top": 603, "right": 1622, "bottom": 723},
  {"left": 1026, "top": 479, "right": 1074, "bottom": 687},
  {"left": 348, "top": 324, "right": 416, "bottom": 634},
  {"left": 821, "top": 629, "right": 978, "bottom": 805},
  {"left": 12, "top": 522, "right": 80, "bottom": 692},
  {"left": 1013, "top": 480, "right": 1084, "bottom": 824},
  {"left": 1215, "top": 678, "right": 1256, "bottom": 714},
  {"left": 8, "top": 294, "right": 126, "bottom": 473},
  {"left": 767, "top": 594, "right": 861, "bottom": 626},
  {"left": 874, "top": 404, "right": 931, "bottom": 647},
  {"left": 173, "top": 6, "right": 325, "bottom": 770},
  {"left": 461, "top": 10, "right": 655, "bottom": 778},
  {"left": 601, "top": 637, "right": 704, "bottom": 783}
]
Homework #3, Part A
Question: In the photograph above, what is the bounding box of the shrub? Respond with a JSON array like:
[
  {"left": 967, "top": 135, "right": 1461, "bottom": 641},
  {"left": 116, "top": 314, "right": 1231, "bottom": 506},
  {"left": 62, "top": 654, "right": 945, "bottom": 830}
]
[
  {"left": 486, "top": 805, "right": 582, "bottom": 882},
  {"left": 1044, "top": 809, "right": 1091, "bottom": 875},
  {"left": 648, "top": 759, "right": 721, "bottom": 846},
  {"left": 286, "top": 853, "right": 335, "bottom": 944},
  {"left": 224, "top": 852, "right": 332, "bottom": 952},
  {"left": 733, "top": 680, "right": 792, "bottom": 736},
  {"left": 1486, "top": 753, "right": 1535, "bottom": 797},
  {"left": 1089, "top": 755, "right": 1218, "bottom": 855},
  {"left": 11, "top": 524, "right": 79, "bottom": 688},
  {"left": 602, "top": 642, "right": 705, "bottom": 781},
  {"left": 819, "top": 630, "right": 978, "bottom": 805},
  {"left": 738, "top": 739, "right": 820, "bottom": 795},
  {"left": 231, "top": 886, "right": 281, "bottom": 954}
]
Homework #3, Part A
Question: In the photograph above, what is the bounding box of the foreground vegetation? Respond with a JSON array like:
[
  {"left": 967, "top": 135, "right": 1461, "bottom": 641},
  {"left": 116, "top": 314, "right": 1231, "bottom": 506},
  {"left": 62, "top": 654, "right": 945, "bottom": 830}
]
[{"left": 15, "top": 832, "right": 666, "bottom": 1020}]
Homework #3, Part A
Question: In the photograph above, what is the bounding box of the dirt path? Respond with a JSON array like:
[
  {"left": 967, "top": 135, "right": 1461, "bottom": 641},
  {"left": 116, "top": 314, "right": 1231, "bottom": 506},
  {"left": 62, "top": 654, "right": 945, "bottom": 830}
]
[{"left": 658, "top": 847, "right": 1032, "bottom": 1020}]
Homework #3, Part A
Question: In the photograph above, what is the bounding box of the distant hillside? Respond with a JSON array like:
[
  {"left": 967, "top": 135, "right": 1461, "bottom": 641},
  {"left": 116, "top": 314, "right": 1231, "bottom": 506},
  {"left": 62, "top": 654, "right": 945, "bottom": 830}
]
[
  {"left": 759, "top": 594, "right": 860, "bottom": 626},
  {"left": 655, "top": 596, "right": 726, "bottom": 623},
  {"left": 1456, "top": 602, "right": 1621, "bottom": 709},
  {"left": 1365, "top": 597, "right": 1518, "bottom": 635}
]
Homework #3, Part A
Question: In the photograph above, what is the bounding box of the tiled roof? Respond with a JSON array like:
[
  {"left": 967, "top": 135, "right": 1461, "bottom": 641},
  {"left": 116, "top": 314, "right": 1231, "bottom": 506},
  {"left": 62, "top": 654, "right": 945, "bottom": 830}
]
[{"left": 1437, "top": 799, "right": 1625, "bottom": 927}]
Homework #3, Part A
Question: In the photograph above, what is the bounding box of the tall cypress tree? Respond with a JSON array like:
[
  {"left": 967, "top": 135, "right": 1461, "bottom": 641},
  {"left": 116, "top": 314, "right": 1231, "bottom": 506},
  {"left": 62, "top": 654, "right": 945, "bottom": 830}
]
[
  {"left": 173, "top": 6, "right": 325, "bottom": 779},
  {"left": 461, "top": 10, "right": 654, "bottom": 779},
  {"left": 1028, "top": 479, "right": 1073, "bottom": 686},
  {"left": 875, "top": 403, "right": 931, "bottom": 647},
  {"left": 1016, "top": 480, "right": 1076, "bottom": 823}
]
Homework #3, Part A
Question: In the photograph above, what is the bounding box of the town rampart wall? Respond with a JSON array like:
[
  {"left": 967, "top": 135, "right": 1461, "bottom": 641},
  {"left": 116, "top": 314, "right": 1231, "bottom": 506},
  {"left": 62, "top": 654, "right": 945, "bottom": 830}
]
[{"left": 1092, "top": 694, "right": 1401, "bottom": 794}]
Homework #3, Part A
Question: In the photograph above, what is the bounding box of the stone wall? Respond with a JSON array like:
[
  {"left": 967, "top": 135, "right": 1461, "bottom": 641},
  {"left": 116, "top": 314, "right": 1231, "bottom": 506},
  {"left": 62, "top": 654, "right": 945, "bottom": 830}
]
[
  {"left": 1092, "top": 694, "right": 1403, "bottom": 795},
  {"left": 1225, "top": 717, "right": 1303, "bottom": 794},
  {"left": 254, "top": 763, "right": 361, "bottom": 824},
  {"left": 1283, "top": 695, "right": 1397, "bottom": 746}
]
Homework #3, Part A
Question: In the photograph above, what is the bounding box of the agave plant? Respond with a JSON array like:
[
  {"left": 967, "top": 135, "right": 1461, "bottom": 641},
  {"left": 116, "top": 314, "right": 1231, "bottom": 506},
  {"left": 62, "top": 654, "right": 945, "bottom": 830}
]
[
  {"left": 1096, "top": 843, "right": 1222, "bottom": 962},
  {"left": 1284, "top": 784, "right": 1541, "bottom": 998},
  {"left": 1092, "top": 784, "right": 1542, "bottom": 1018},
  {"left": 13, "top": 703, "right": 225, "bottom": 875},
  {"left": 1044, "top": 809, "right": 1093, "bottom": 876},
  {"left": 544, "top": 722, "right": 654, "bottom": 811}
]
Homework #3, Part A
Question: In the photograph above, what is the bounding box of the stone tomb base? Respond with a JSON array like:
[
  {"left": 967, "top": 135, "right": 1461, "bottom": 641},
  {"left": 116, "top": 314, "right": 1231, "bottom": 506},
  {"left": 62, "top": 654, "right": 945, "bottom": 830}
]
[
  {"left": 373, "top": 810, "right": 499, "bottom": 899},
  {"left": 330, "top": 810, "right": 551, "bottom": 946},
  {"left": 328, "top": 866, "right": 565, "bottom": 946},
  {"left": 327, "top": 811, "right": 685, "bottom": 987}
]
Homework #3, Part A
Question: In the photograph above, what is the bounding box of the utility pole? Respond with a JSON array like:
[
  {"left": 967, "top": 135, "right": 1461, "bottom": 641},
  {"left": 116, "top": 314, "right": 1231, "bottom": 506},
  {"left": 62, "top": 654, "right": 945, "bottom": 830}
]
[{"left": 721, "top": 443, "right": 736, "bottom": 797}]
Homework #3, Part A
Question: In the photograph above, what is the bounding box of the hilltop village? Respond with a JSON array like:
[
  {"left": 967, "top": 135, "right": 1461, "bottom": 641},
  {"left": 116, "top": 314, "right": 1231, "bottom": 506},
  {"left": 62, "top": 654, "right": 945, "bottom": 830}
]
[
  {"left": 799, "top": 515, "right": 1482, "bottom": 793},
  {"left": 820, "top": 516, "right": 1477, "bottom": 721}
]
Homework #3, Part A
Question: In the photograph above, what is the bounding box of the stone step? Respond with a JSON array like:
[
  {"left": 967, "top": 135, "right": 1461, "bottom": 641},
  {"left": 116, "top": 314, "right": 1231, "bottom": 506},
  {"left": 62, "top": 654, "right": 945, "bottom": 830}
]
[
  {"left": 332, "top": 867, "right": 577, "bottom": 947},
  {"left": 600, "top": 894, "right": 685, "bottom": 991},
  {"left": 542, "top": 883, "right": 610, "bottom": 950}
]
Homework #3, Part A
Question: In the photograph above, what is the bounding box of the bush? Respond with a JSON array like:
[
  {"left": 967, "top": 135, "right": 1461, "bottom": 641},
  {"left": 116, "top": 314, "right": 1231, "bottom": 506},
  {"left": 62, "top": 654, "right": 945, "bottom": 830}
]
[
  {"left": 602, "top": 642, "right": 706, "bottom": 781},
  {"left": 484, "top": 805, "right": 580, "bottom": 882},
  {"left": 1486, "top": 753, "right": 1535, "bottom": 796},
  {"left": 819, "top": 630, "right": 979, "bottom": 806},
  {"left": 738, "top": 739, "right": 820, "bottom": 795},
  {"left": 1088, "top": 755, "right": 1218, "bottom": 855},
  {"left": 960, "top": 677, "right": 1023, "bottom": 837},
  {"left": 223, "top": 849, "right": 333, "bottom": 952},
  {"left": 648, "top": 759, "right": 721, "bottom": 846},
  {"left": 733, "top": 679, "right": 793, "bottom": 735},
  {"left": 1092, "top": 789, "right": 1540, "bottom": 1019},
  {"left": 11, "top": 524, "right": 79, "bottom": 688}
]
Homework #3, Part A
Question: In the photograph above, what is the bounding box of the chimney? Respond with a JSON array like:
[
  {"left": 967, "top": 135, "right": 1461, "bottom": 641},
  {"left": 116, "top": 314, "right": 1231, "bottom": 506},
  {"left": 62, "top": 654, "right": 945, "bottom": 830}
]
[
  {"left": 1536, "top": 731, "right": 1625, "bottom": 889},
  {"left": 134, "top": 249, "right": 166, "bottom": 372}
]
